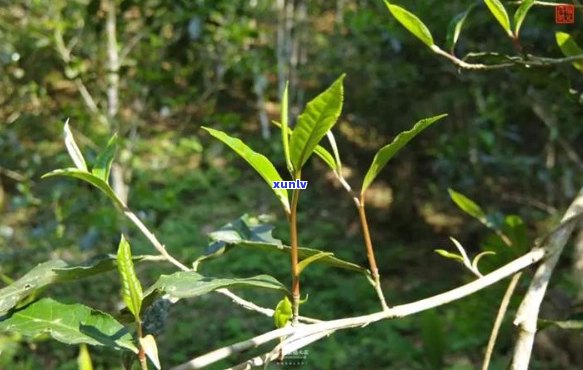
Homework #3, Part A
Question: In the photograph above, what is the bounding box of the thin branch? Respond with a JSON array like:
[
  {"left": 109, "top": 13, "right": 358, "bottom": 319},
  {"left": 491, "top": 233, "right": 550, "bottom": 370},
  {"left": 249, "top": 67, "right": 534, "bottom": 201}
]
[
  {"left": 511, "top": 187, "right": 583, "bottom": 370},
  {"left": 482, "top": 272, "right": 522, "bottom": 370},
  {"left": 506, "top": 0, "right": 583, "bottom": 7},
  {"left": 170, "top": 247, "right": 546, "bottom": 370}
]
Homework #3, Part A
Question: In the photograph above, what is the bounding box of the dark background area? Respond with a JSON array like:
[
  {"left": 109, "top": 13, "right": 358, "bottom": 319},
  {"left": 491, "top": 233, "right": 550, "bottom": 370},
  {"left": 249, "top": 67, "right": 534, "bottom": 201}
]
[{"left": 1, "top": 0, "right": 583, "bottom": 369}]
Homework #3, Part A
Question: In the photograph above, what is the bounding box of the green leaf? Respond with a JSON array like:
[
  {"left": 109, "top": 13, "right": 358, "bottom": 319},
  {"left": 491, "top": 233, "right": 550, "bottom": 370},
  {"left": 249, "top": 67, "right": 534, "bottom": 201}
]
[
  {"left": 503, "top": 215, "right": 528, "bottom": 252},
  {"left": 289, "top": 74, "right": 344, "bottom": 171},
  {"left": 513, "top": 0, "right": 534, "bottom": 38},
  {"left": 0, "top": 255, "right": 155, "bottom": 316},
  {"left": 420, "top": 311, "right": 445, "bottom": 370},
  {"left": 556, "top": 32, "right": 583, "bottom": 73},
  {"left": 445, "top": 6, "right": 474, "bottom": 52},
  {"left": 539, "top": 319, "right": 583, "bottom": 331},
  {"left": 144, "top": 272, "right": 288, "bottom": 300},
  {"left": 92, "top": 134, "right": 118, "bottom": 182},
  {"left": 63, "top": 120, "right": 88, "bottom": 172},
  {"left": 281, "top": 82, "right": 292, "bottom": 174},
  {"left": 78, "top": 344, "right": 94, "bottom": 370},
  {"left": 298, "top": 252, "right": 334, "bottom": 274},
  {"left": 272, "top": 120, "right": 337, "bottom": 171},
  {"left": 434, "top": 249, "right": 465, "bottom": 263},
  {"left": 362, "top": 114, "right": 446, "bottom": 194},
  {"left": 203, "top": 127, "right": 290, "bottom": 213},
  {"left": 194, "top": 215, "right": 370, "bottom": 277},
  {"left": 42, "top": 168, "right": 124, "bottom": 208},
  {"left": 0, "top": 298, "right": 137, "bottom": 352},
  {"left": 384, "top": 1, "right": 434, "bottom": 47},
  {"left": 484, "top": 0, "right": 512, "bottom": 36},
  {"left": 116, "top": 235, "right": 143, "bottom": 319},
  {"left": 274, "top": 296, "right": 293, "bottom": 328},
  {"left": 448, "top": 188, "right": 487, "bottom": 222}
]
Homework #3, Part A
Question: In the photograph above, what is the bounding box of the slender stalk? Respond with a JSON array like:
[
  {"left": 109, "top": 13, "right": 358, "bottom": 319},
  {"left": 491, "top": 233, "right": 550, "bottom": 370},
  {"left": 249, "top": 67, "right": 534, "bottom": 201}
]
[
  {"left": 482, "top": 272, "right": 522, "bottom": 370},
  {"left": 356, "top": 194, "right": 389, "bottom": 310},
  {"left": 136, "top": 320, "right": 148, "bottom": 370},
  {"left": 289, "top": 185, "right": 301, "bottom": 324}
]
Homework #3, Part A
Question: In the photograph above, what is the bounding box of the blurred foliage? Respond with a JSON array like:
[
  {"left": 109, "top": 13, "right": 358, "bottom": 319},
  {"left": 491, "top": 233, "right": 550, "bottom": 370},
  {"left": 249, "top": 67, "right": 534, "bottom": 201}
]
[{"left": 2, "top": 0, "right": 583, "bottom": 369}]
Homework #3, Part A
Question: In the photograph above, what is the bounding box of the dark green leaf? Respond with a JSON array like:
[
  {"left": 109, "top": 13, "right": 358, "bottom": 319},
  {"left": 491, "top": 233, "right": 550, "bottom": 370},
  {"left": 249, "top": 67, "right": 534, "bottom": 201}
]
[
  {"left": 144, "top": 272, "right": 288, "bottom": 300},
  {"left": 362, "top": 114, "right": 446, "bottom": 194},
  {"left": 503, "top": 215, "right": 528, "bottom": 252},
  {"left": 0, "top": 255, "right": 155, "bottom": 316},
  {"left": 203, "top": 127, "right": 290, "bottom": 213},
  {"left": 484, "top": 0, "right": 511, "bottom": 36},
  {"left": 421, "top": 311, "right": 445, "bottom": 370},
  {"left": 556, "top": 32, "right": 583, "bottom": 73},
  {"left": 446, "top": 6, "right": 474, "bottom": 52},
  {"left": 513, "top": 0, "right": 534, "bottom": 38},
  {"left": 194, "top": 215, "right": 370, "bottom": 277},
  {"left": 384, "top": 1, "right": 435, "bottom": 47},
  {"left": 289, "top": 74, "right": 344, "bottom": 171},
  {"left": 64, "top": 120, "right": 88, "bottom": 172},
  {"left": 0, "top": 298, "right": 137, "bottom": 352},
  {"left": 92, "top": 133, "right": 118, "bottom": 182},
  {"left": 117, "top": 236, "right": 143, "bottom": 319},
  {"left": 41, "top": 168, "right": 124, "bottom": 208}
]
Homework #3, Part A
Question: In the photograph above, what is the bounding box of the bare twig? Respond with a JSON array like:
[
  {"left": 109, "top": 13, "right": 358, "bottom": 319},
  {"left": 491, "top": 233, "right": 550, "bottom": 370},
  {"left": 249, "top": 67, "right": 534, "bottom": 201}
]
[
  {"left": 511, "top": 187, "right": 583, "bottom": 370},
  {"left": 171, "top": 247, "right": 546, "bottom": 370},
  {"left": 507, "top": 0, "right": 583, "bottom": 8},
  {"left": 482, "top": 272, "right": 522, "bottom": 370}
]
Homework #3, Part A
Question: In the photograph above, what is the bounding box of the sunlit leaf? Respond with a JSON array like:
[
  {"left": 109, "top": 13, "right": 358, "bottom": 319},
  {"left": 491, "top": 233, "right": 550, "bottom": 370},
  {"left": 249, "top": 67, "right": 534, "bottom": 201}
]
[
  {"left": 362, "top": 114, "right": 446, "bottom": 194},
  {"left": 484, "top": 0, "right": 512, "bottom": 36},
  {"left": 274, "top": 296, "right": 293, "bottom": 328},
  {"left": 0, "top": 298, "right": 137, "bottom": 352},
  {"left": 446, "top": 5, "right": 474, "bottom": 52},
  {"left": 384, "top": 1, "right": 434, "bottom": 47},
  {"left": 64, "top": 120, "right": 88, "bottom": 172},
  {"left": 42, "top": 168, "right": 124, "bottom": 208},
  {"left": 116, "top": 235, "right": 143, "bottom": 319},
  {"left": 272, "top": 120, "right": 337, "bottom": 171},
  {"left": 513, "top": 0, "right": 534, "bottom": 38},
  {"left": 448, "top": 188, "right": 487, "bottom": 222},
  {"left": 281, "top": 82, "right": 292, "bottom": 174},
  {"left": 289, "top": 74, "right": 344, "bottom": 171},
  {"left": 92, "top": 134, "right": 118, "bottom": 182},
  {"left": 556, "top": 32, "right": 583, "bottom": 73},
  {"left": 203, "top": 127, "right": 290, "bottom": 213}
]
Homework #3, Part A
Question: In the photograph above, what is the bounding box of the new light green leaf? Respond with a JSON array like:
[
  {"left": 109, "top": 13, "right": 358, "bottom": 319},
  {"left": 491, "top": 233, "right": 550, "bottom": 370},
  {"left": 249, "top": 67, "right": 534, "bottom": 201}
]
[
  {"left": 448, "top": 188, "right": 487, "bottom": 222},
  {"left": 139, "top": 335, "right": 161, "bottom": 370},
  {"left": 203, "top": 127, "right": 290, "bottom": 213},
  {"left": 434, "top": 249, "right": 465, "bottom": 263},
  {"left": 92, "top": 133, "right": 118, "bottom": 182},
  {"left": 0, "top": 255, "right": 154, "bottom": 316},
  {"left": 78, "top": 344, "right": 94, "bottom": 370},
  {"left": 484, "top": 0, "right": 512, "bottom": 36},
  {"left": 446, "top": 6, "right": 474, "bottom": 52},
  {"left": 281, "top": 82, "right": 292, "bottom": 174},
  {"left": 117, "top": 235, "right": 143, "bottom": 319},
  {"left": 272, "top": 120, "right": 337, "bottom": 171},
  {"left": 556, "top": 32, "right": 583, "bottom": 73},
  {"left": 298, "top": 252, "right": 334, "bottom": 274},
  {"left": 273, "top": 296, "right": 293, "bottom": 328},
  {"left": 385, "top": 1, "right": 434, "bottom": 47},
  {"left": 513, "top": 0, "right": 534, "bottom": 38},
  {"left": 144, "top": 272, "right": 289, "bottom": 300},
  {"left": 289, "top": 74, "right": 344, "bottom": 171},
  {"left": 0, "top": 298, "right": 137, "bottom": 352},
  {"left": 42, "top": 168, "right": 124, "bottom": 208},
  {"left": 362, "top": 114, "right": 447, "bottom": 194}
]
